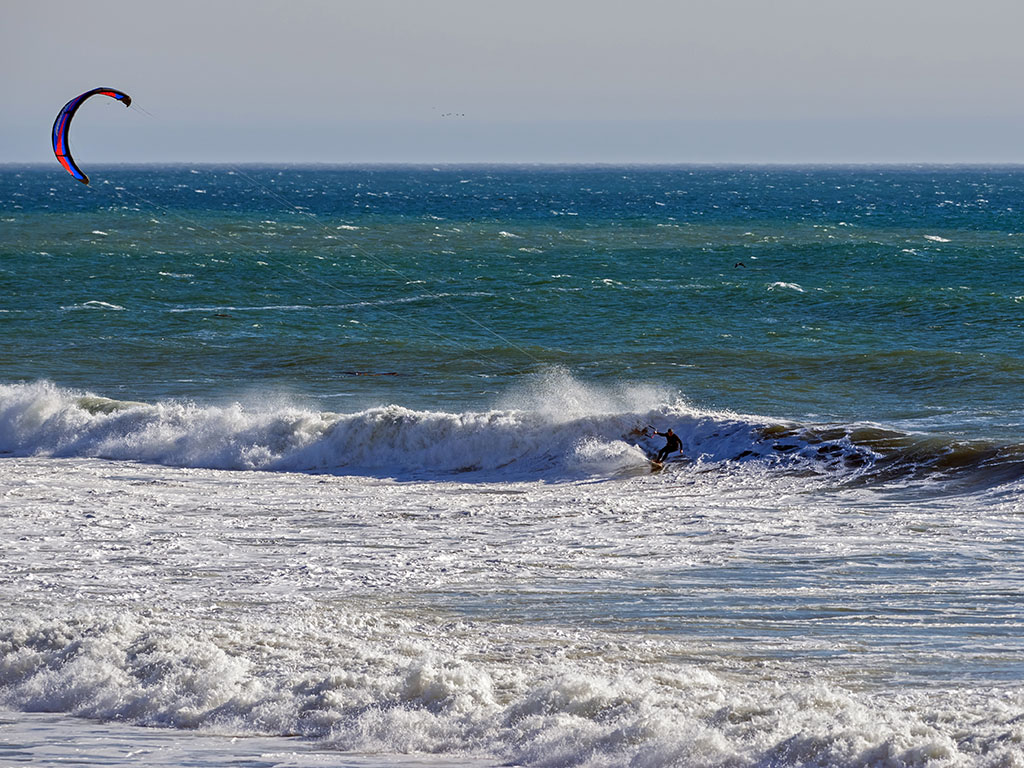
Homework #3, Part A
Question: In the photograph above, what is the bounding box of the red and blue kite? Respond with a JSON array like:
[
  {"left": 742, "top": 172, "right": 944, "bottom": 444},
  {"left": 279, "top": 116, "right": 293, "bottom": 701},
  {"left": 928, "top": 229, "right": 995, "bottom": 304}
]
[{"left": 52, "top": 87, "right": 132, "bottom": 185}]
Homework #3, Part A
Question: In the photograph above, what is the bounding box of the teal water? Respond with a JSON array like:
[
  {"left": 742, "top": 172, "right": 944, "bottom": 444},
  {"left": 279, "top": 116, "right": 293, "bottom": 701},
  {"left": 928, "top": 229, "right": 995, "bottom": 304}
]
[{"left": 3, "top": 165, "right": 1024, "bottom": 449}]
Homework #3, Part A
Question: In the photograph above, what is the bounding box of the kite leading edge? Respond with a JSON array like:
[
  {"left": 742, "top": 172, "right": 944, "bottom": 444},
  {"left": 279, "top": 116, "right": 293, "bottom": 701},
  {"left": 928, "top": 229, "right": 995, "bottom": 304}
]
[{"left": 52, "top": 87, "right": 132, "bottom": 185}]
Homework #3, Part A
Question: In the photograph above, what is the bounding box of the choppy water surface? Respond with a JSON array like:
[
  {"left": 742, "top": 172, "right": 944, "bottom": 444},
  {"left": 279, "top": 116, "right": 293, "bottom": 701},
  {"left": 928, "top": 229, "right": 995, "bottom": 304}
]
[{"left": 4, "top": 165, "right": 1024, "bottom": 427}]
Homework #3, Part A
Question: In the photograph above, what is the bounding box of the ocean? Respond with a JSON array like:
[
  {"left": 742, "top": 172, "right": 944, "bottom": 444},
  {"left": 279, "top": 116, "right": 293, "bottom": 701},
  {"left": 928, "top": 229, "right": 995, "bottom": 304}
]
[{"left": 1, "top": 165, "right": 1022, "bottom": 767}]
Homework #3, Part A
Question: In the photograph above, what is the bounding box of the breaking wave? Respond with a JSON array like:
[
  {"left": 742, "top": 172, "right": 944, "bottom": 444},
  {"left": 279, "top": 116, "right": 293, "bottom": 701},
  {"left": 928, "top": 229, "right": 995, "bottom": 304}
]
[
  {"left": 2, "top": 378, "right": 1023, "bottom": 488},
  {"left": 1, "top": 610, "right": 1021, "bottom": 768}
]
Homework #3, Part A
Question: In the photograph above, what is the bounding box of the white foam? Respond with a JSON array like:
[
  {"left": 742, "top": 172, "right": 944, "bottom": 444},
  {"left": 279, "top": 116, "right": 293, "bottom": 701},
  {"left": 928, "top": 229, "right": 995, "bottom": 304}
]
[
  {"left": 767, "top": 282, "right": 805, "bottom": 293},
  {"left": 0, "top": 378, "right": 701, "bottom": 478},
  {"left": 0, "top": 378, "right": 872, "bottom": 481},
  {"left": 1, "top": 604, "right": 1019, "bottom": 767},
  {"left": 62, "top": 300, "right": 126, "bottom": 311},
  {"left": 0, "top": 452, "right": 1021, "bottom": 766}
]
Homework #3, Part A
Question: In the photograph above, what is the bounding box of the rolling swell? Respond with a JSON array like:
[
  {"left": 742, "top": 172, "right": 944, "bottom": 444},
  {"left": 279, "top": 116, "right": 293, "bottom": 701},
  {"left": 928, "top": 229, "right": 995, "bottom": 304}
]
[
  {"left": 1, "top": 380, "right": 1022, "bottom": 488},
  {"left": 758, "top": 423, "right": 1024, "bottom": 490}
]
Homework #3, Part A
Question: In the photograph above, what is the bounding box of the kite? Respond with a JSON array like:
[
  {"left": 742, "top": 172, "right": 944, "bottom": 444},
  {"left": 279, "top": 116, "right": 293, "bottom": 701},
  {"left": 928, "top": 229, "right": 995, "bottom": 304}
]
[{"left": 52, "top": 88, "right": 132, "bottom": 185}]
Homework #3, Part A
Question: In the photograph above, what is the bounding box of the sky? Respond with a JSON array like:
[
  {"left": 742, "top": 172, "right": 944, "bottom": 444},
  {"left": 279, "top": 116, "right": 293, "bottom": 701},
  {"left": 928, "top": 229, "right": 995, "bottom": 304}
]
[{"left": 5, "top": 0, "right": 1024, "bottom": 164}]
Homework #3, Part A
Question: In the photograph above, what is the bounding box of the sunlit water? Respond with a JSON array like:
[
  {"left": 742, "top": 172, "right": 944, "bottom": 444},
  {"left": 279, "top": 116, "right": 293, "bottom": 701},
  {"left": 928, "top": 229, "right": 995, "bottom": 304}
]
[{"left": 1, "top": 166, "right": 1023, "bottom": 766}]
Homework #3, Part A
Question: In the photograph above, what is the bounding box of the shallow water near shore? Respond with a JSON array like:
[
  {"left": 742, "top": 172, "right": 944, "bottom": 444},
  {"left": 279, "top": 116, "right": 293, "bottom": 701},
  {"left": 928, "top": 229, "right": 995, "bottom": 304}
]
[
  {"left": 2, "top": 455, "right": 1022, "bottom": 766},
  {"left": 0, "top": 709, "right": 496, "bottom": 766}
]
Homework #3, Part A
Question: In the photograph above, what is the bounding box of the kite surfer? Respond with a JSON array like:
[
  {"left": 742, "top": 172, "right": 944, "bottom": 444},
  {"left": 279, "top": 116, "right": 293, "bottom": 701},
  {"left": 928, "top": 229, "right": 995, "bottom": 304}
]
[{"left": 651, "top": 427, "right": 684, "bottom": 463}]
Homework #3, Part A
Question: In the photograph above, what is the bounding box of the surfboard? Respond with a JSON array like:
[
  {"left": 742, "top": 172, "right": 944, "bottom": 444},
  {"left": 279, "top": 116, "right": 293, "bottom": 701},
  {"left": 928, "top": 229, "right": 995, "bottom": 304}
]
[{"left": 648, "top": 453, "right": 691, "bottom": 472}]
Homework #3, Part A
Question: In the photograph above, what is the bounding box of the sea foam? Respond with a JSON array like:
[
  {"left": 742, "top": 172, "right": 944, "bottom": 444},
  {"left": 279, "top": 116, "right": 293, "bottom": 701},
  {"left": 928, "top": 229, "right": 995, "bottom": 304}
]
[
  {"left": 0, "top": 378, "right": 737, "bottom": 479},
  {"left": 3, "top": 378, "right": 1018, "bottom": 486},
  {"left": 2, "top": 608, "right": 1020, "bottom": 767}
]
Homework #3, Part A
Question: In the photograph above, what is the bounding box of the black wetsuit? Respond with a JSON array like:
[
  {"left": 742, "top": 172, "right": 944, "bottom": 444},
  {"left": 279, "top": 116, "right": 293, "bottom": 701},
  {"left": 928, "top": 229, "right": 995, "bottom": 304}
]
[{"left": 655, "top": 430, "right": 682, "bottom": 462}]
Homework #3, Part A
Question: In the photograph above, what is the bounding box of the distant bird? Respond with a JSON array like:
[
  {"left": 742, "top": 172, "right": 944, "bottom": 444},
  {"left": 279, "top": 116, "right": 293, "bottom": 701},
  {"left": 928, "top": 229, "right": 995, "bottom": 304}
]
[{"left": 734, "top": 262, "right": 746, "bottom": 268}]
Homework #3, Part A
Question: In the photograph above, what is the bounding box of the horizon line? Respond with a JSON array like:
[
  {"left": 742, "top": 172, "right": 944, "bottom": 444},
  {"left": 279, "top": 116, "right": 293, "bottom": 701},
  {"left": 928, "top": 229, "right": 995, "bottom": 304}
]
[{"left": 8, "top": 161, "right": 1024, "bottom": 169}]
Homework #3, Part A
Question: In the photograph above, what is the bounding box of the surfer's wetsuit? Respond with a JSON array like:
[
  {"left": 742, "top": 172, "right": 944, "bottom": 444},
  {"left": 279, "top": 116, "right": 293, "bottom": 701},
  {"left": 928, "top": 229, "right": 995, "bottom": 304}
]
[{"left": 654, "top": 429, "right": 683, "bottom": 462}]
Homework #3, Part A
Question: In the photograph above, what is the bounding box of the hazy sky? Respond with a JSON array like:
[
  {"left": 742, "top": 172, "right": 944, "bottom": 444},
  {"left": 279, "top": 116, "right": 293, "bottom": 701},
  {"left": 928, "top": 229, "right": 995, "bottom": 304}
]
[{"left": 5, "top": 0, "right": 1024, "bottom": 164}]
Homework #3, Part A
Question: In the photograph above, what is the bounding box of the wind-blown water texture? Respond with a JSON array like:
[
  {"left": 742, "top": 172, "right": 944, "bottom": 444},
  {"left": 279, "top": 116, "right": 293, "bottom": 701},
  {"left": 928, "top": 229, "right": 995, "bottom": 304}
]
[{"left": 3, "top": 165, "right": 1024, "bottom": 431}]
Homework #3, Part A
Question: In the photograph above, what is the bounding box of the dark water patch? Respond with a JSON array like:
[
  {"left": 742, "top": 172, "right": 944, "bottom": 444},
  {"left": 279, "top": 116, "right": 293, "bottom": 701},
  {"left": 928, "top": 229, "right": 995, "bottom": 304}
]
[{"left": 758, "top": 422, "right": 1024, "bottom": 491}]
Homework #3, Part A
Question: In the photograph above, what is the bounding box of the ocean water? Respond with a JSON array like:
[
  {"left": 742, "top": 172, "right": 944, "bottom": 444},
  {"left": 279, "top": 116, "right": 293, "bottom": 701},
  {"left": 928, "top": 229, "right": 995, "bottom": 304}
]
[{"left": 1, "top": 165, "right": 1023, "bottom": 767}]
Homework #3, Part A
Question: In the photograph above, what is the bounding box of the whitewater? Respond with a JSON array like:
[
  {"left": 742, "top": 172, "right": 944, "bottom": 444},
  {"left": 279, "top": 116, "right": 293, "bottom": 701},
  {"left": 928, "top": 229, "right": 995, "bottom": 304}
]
[{"left": 2, "top": 376, "right": 1023, "bottom": 767}]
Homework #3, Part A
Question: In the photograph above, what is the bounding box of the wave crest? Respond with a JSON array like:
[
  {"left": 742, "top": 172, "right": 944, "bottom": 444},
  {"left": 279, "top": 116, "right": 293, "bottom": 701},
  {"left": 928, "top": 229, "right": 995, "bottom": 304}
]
[{"left": 3, "top": 379, "right": 1024, "bottom": 487}]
